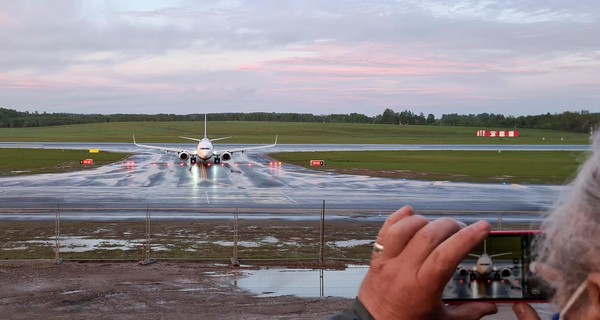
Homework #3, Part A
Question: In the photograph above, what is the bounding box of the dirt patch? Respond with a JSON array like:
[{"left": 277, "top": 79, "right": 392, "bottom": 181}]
[{"left": 0, "top": 260, "right": 351, "bottom": 319}]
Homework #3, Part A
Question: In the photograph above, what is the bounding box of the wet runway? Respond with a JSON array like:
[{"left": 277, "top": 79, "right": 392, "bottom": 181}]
[{"left": 0, "top": 143, "right": 583, "bottom": 222}]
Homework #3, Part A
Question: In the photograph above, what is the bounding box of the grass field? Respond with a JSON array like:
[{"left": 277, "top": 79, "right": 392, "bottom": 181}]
[
  {"left": 270, "top": 150, "right": 586, "bottom": 184},
  {"left": 0, "top": 121, "right": 590, "bottom": 144},
  {"left": 0, "top": 148, "right": 131, "bottom": 176}
]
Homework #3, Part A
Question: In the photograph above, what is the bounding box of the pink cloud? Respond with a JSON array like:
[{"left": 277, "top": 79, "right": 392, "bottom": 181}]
[
  {"left": 239, "top": 42, "right": 548, "bottom": 80},
  {"left": 0, "top": 74, "right": 58, "bottom": 90},
  {"left": 0, "top": 73, "right": 174, "bottom": 93},
  {"left": 0, "top": 10, "right": 19, "bottom": 27}
]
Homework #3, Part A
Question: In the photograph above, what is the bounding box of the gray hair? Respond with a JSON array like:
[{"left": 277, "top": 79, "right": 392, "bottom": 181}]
[{"left": 535, "top": 132, "right": 600, "bottom": 304}]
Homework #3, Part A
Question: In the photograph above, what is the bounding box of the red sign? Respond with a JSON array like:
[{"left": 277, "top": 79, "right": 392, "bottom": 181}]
[
  {"left": 80, "top": 159, "right": 93, "bottom": 166},
  {"left": 475, "top": 130, "right": 519, "bottom": 138},
  {"left": 310, "top": 160, "right": 324, "bottom": 166}
]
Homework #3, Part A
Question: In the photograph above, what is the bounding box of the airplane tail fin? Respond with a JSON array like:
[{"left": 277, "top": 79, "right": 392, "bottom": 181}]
[{"left": 203, "top": 114, "right": 207, "bottom": 139}]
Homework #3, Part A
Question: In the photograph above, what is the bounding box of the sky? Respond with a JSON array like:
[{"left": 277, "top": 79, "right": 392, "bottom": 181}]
[{"left": 0, "top": 0, "right": 599, "bottom": 117}]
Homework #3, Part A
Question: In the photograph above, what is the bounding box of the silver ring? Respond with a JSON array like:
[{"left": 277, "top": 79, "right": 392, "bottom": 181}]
[{"left": 373, "top": 242, "right": 384, "bottom": 254}]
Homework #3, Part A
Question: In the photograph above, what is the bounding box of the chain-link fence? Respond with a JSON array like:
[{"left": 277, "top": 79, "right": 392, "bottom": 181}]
[{"left": 0, "top": 207, "right": 541, "bottom": 263}]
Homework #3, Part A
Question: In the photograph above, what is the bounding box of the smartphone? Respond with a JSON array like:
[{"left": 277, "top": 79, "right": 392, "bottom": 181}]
[{"left": 442, "top": 230, "right": 551, "bottom": 303}]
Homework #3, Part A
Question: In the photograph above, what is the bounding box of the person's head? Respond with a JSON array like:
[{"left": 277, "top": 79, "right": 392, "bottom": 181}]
[{"left": 534, "top": 133, "right": 600, "bottom": 319}]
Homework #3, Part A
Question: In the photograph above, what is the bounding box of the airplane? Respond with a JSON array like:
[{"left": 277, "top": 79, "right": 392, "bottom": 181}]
[
  {"left": 456, "top": 240, "right": 515, "bottom": 282},
  {"left": 133, "top": 114, "right": 277, "bottom": 166}
]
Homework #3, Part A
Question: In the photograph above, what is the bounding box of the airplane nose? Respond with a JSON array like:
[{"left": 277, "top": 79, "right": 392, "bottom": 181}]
[{"left": 199, "top": 150, "right": 212, "bottom": 160}]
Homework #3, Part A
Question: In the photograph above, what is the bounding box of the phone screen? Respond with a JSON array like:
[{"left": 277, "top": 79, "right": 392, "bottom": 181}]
[{"left": 442, "top": 230, "right": 550, "bottom": 302}]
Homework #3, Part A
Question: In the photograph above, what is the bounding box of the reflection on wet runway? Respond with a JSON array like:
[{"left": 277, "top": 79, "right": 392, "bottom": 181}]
[
  {"left": 0, "top": 145, "right": 568, "bottom": 221},
  {"left": 446, "top": 277, "right": 522, "bottom": 300}
]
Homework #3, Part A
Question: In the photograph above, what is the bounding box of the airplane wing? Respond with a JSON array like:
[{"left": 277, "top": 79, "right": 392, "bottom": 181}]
[
  {"left": 489, "top": 252, "right": 512, "bottom": 258},
  {"left": 133, "top": 135, "right": 195, "bottom": 154},
  {"left": 214, "top": 135, "right": 278, "bottom": 155}
]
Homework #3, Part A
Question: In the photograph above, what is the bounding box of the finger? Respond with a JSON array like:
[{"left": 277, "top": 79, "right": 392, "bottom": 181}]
[
  {"left": 512, "top": 303, "right": 541, "bottom": 320},
  {"left": 398, "top": 217, "right": 465, "bottom": 268},
  {"left": 418, "top": 220, "right": 490, "bottom": 286},
  {"left": 370, "top": 206, "right": 414, "bottom": 261},
  {"left": 445, "top": 302, "right": 498, "bottom": 320},
  {"left": 380, "top": 215, "right": 429, "bottom": 260},
  {"left": 376, "top": 206, "right": 414, "bottom": 246}
]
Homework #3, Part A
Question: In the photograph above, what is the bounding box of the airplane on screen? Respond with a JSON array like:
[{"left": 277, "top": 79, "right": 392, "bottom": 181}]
[
  {"left": 456, "top": 240, "right": 515, "bottom": 282},
  {"left": 133, "top": 114, "right": 277, "bottom": 165}
]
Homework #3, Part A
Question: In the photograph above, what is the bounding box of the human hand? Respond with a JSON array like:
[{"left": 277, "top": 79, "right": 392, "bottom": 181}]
[
  {"left": 513, "top": 303, "right": 541, "bottom": 320},
  {"left": 357, "top": 206, "right": 497, "bottom": 319}
]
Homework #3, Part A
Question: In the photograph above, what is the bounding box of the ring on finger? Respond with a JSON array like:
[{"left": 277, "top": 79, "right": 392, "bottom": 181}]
[{"left": 373, "top": 242, "right": 384, "bottom": 254}]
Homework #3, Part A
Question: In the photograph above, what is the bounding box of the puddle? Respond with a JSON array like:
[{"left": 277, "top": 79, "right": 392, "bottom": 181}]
[
  {"left": 330, "top": 240, "right": 373, "bottom": 248},
  {"left": 236, "top": 263, "right": 528, "bottom": 300},
  {"left": 62, "top": 290, "right": 85, "bottom": 295},
  {"left": 235, "top": 265, "right": 368, "bottom": 298},
  {"left": 18, "top": 237, "right": 168, "bottom": 252}
]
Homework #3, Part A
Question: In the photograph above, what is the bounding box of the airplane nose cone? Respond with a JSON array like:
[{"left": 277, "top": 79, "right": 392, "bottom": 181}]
[{"left": 199, "top": 150, "right": 212, "bottom": 160}]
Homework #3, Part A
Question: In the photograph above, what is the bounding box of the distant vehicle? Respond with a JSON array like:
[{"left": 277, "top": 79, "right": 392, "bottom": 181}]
[
  {"left": 133, "top": 114, "right": 277, "bottom": 165},
  {"left": 456, "top": 240, "right": 515, "bottom": 281}
]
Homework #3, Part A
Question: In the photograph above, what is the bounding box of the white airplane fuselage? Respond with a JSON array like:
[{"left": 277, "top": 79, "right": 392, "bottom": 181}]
[
  {"left": 475, "top": 254, "right": 494, "bottom": 275},
  {"left": 196, "top": 138, "right": 214, "bottom": 161}
]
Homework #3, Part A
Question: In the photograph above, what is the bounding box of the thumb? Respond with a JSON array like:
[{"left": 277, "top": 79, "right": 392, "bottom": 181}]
[{"left": 513, "top": 303, "right": 541, "bottom": 320}]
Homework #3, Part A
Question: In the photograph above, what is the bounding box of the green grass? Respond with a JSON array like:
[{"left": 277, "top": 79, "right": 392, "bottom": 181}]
[
  {"left": 0, "top": 148, "right": 131, "bottom": 176},
  {"left": 270, "top": 150, "right": 586, "bottom": 184},
  {"left": 0, "top": 121, "right": 590, "bottom": 144}
]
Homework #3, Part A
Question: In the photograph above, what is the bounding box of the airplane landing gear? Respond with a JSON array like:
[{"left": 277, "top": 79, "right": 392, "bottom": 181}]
[{"left": 214, "top": 156, "right": 221, "bottom": 164}]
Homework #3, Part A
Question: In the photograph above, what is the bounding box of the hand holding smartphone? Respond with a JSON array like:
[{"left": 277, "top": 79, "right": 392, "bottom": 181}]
[{"left": 442, "top": 230, "right": 551, "bottom": 303}]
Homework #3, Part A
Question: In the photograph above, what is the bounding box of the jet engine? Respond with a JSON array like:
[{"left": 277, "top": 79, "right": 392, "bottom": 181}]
[
  {"left": 456, "top": 267, "right": 469, "bottom": 277},
  {"left": 221, "top": 152, "right": 232, "bottom": 161},
  {"left": 178, "top": 152, "right": 189, "bottom": 161},
  {"left": 500, "top": 267, "right": 512, "bottom": 278},
  {"left": 491, "top": 267, "right": 512, "bottom": 280}
]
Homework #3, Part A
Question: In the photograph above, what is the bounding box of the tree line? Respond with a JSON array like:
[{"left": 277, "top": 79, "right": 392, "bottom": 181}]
[{"left": 0, "top": 107, "right": 598, "bottom": 133}]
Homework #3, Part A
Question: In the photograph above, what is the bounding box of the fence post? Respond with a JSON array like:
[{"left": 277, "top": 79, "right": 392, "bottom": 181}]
[
  {"left": 319, "top": 200, "right": 325, "bottom": 266},
  {"left": 139, "top": 206, "right": 156, "bottom": 265},
  {"left": 320, "top": 268, "right": 324, "bottom": 298},
  {"left": 497, "top": 212, "right": 503, "bottom": 230},
  {"left": 231, "top": 208, "right": 240, "bottom": 267},
  {"left": 54, "top": 205, "right": 63, "bottom": 265}
]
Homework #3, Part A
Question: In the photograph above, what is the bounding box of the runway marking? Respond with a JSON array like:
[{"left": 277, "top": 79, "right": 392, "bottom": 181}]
[
  {"left": 281, "top": 192, "right": 299, "bottom": 205},
  {"left": 205, "top": 191, "right": 210, "bottom": 204}
]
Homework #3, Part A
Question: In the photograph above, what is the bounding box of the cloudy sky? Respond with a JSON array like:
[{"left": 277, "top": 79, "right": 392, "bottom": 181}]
[{"left": 0, "top": 1, "right": 599, "bottom": 116}]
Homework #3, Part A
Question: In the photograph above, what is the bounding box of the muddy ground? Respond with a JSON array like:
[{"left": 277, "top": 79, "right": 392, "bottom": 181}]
[
  {"left": 0, "top": 219, "right": 552, "bottom": 319},
  {"left": 0, "top": 260, "right": 554, "bottom": 320},
  {"left": 0, "top": 260, "right": 352, "bottom": 319}
]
